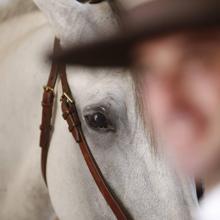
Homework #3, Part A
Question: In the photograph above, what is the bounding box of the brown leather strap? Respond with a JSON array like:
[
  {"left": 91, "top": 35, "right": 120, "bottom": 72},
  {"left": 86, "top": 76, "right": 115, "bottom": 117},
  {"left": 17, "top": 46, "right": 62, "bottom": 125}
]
[
  {"left": 39, "top": 38, "right": 60, "bottom": 184},
  {"left": 40, "top": 38, "right": 130, "bottom": 219}
]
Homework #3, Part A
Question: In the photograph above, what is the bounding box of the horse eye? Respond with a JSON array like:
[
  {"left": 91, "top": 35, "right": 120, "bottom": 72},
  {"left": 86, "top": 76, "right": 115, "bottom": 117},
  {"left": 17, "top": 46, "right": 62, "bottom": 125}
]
[{"left": 84, "top": 112, "right": 115, "bottom": 132}]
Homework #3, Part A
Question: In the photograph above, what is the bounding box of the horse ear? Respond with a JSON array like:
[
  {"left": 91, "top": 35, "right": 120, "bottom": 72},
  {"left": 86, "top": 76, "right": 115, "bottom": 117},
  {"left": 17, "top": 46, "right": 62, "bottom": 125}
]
[{"left": 33, "top": 0, "right": 118, "bottom": 46}]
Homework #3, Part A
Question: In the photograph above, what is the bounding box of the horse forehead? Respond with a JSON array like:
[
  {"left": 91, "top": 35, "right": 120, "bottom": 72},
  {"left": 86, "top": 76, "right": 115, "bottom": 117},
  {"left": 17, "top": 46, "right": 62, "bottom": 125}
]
[
  {"left": 67, "top": 67, "right": 132, "bottom": 102},
  {"left": 34, "top": 0, "right": 117, "bottom": 44}
]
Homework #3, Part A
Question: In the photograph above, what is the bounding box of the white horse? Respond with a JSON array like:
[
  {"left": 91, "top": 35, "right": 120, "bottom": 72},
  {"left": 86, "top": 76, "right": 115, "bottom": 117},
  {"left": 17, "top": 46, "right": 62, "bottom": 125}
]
[{"left": 0, "top": 0, "right": 198, "bottom": 219}]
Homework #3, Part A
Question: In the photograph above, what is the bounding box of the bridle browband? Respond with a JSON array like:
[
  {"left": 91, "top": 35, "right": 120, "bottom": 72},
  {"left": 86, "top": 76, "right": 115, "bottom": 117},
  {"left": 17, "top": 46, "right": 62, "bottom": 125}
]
[{"left": 39, "top": 38, "right": 131, "bottom": 220}]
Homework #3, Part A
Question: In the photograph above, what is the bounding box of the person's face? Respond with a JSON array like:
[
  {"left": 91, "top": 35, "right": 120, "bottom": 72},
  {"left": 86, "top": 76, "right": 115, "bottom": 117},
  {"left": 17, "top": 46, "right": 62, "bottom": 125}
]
[{"left": 133, "top": 28, "right": 220, "bottom": 177}]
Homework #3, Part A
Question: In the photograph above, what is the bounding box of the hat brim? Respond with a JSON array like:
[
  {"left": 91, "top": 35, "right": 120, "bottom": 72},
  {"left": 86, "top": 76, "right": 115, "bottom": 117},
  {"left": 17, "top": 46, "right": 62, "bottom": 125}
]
[{"left": 53, "top": 0, "right": 220, "bottom": 68}]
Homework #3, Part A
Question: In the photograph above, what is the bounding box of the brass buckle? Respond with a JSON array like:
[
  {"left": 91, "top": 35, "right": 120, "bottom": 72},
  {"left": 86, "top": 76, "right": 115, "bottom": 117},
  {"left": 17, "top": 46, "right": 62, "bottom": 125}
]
[
  {"left": 43, "top": 86, "right": 54, "bottom": 93},
  {"left": 61, "top": 92, "right": 74, "bottom": 103}
]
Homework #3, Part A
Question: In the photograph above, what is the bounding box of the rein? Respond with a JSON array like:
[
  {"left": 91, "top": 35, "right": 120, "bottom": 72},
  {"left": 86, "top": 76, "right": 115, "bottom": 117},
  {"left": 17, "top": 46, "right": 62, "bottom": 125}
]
[{"left": 39, "top": 38, "right": 131, "bottom": 220}]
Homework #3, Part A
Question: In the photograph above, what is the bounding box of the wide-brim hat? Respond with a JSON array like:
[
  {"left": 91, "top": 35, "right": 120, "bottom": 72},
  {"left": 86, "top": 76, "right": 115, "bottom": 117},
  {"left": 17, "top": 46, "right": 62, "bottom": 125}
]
[{"left": 54, "top": 0, "right": 220, "bottom": 67}]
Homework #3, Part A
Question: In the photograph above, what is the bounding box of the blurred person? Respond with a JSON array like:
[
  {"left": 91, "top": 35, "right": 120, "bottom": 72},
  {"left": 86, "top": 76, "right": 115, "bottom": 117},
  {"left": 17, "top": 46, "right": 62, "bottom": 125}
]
[
  {"left": 55, "top": 0, "right": 220, "bottom": 219},
  {"left": 133, "top": 27, "right": 220, "bottom": 220}
]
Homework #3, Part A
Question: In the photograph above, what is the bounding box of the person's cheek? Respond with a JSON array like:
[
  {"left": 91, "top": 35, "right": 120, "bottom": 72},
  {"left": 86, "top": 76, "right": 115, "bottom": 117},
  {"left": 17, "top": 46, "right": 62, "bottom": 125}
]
[
  {"left": 183, "top": 69, "right": 220, "bottom": 152},
  {"left": 184, "top": 68, "right": 220, "bottom": 118}
]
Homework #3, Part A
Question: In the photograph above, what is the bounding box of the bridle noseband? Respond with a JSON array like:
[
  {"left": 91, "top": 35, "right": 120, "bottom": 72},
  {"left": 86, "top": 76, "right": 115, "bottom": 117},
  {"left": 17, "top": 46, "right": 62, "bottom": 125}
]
[{"left": 39, "top": 38, "right": 131, "bottom": 219}]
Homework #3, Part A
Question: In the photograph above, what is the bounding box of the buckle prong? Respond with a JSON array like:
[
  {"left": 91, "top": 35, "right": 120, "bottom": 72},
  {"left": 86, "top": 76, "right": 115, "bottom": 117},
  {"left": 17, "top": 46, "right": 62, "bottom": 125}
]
[
  {"left": 43, "top": 86, "right": 54, "bottom": 93},
  {"left": 61, "top": 92, "right": 74, "bottom": 103}
]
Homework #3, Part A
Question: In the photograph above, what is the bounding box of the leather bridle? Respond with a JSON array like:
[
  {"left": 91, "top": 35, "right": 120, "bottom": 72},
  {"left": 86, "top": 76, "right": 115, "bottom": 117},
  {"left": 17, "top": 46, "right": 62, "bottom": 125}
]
[
  {"left": 39, "top": 38, "right": 131, "bottom": 220},
  {"left": 39, "top": 1, "right": 130, "bottom": 218}
]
